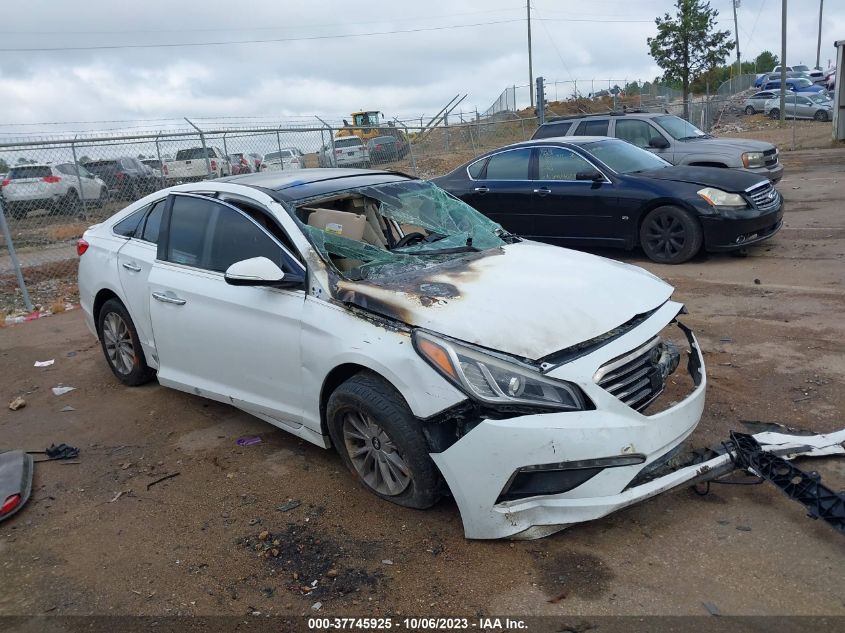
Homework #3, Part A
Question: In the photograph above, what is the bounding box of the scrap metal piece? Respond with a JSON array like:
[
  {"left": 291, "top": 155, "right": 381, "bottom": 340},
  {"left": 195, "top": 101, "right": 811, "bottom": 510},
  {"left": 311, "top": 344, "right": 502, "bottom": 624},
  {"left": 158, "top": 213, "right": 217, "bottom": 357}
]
[
  {"left": 729, "top": 431, "right": 845, "bottom": 535},
  {"left": 0, "top": 450, "right": 34, "bottom": 523}
]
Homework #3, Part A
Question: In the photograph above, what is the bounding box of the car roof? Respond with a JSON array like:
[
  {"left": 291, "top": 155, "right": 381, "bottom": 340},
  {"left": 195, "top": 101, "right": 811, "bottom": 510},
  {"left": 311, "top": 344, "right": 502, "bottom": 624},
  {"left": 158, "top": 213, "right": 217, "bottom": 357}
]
[
  {"left": 541, "top": 111, "right": 666, "bottom": 125},
  {"left": 218, "top": 168, "right": 412, "bottom": 200}
]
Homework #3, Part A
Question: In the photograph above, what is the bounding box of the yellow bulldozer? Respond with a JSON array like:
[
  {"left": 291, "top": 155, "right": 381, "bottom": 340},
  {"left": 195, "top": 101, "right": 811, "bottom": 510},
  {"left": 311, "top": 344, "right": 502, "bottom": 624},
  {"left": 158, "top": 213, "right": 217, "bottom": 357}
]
[{"left": 337, "top": 111, "right": 399, "bottom": 142}]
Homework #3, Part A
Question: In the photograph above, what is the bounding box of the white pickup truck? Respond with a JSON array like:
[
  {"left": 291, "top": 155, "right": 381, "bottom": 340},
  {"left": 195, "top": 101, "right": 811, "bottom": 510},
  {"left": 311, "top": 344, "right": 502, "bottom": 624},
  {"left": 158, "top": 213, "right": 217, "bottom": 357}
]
[{"left": 163, "top": 147, "right": 231, "bottom": 181}]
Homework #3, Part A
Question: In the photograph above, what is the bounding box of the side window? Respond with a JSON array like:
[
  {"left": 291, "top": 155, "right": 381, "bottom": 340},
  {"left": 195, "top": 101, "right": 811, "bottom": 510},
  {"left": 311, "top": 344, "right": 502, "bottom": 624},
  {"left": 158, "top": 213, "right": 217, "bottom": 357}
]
[
  {"left": 484, "top": 148, "right": 531, "bottom": 180},
  {"left": 573, "top": 119, "right": 609, "bottom": 136},
  {"left": 206, "top": 205, "right": 284, "bottom": 273},
  {"left": 467, "top": 158, "right": 486, "bottom": 179},
  {"left": 615, "top": 120, "right": 664, "bottom": 148},
  {"left": 56, "top": 164, "right": 73, "bottom": 176},
  {"left": 140, "top": 200, "right": 165, "bottom": 243},
  {"left": 113, "top": 208, "right": 147, "bottom": 238},
  {"left": 797, "top": 97, "right": 812, "bottom": 106},
  {"left": 536, "top": 148, "right": 596, "bottom": 181},
  {"left": 532, "top": 122, "right": 572, "bottom": 139},
  {"left": 165, "top": 196, "right": 212, "bottom": 267}
]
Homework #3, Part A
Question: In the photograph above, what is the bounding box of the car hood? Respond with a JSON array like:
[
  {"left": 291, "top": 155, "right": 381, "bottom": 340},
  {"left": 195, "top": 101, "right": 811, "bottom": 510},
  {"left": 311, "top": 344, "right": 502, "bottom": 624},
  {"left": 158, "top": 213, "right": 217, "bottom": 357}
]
[
  {"left": 635, "top": 165, "right": 769, "bottom": 192},
  {"left": 679, "top": 136, "right": 776, "bottom": 154},
  {"left": 334, "top": 241, "right": 673, "bottom": 360}
]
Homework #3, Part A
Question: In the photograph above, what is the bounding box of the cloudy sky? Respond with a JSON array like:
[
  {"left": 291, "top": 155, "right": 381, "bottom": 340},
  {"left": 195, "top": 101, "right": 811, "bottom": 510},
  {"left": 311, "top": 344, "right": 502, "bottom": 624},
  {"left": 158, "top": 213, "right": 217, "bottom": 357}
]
[{"left": 0, "top": 0, "right": 841, "bottom": 133}]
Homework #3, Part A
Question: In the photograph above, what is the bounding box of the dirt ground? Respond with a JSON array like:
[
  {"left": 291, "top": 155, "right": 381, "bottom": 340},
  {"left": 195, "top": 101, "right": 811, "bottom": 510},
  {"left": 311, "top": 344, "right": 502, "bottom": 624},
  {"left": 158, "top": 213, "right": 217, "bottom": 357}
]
[{"left": 1, "top": 149, "right": 844, "bottom": 622}]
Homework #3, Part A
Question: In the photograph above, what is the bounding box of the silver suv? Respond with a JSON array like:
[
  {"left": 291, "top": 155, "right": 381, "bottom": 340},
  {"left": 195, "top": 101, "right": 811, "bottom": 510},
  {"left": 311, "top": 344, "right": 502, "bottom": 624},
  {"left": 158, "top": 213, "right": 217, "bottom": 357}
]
[{"left": 532, "top": 112, "right": 783, "bottom": 183}]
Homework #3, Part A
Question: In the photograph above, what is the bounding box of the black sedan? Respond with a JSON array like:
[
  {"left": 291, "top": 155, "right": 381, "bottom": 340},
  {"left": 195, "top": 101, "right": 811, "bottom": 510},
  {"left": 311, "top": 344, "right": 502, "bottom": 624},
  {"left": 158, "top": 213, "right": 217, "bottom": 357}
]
[{"left": 431, "top": 137, "right": 784, "bottom": 264}]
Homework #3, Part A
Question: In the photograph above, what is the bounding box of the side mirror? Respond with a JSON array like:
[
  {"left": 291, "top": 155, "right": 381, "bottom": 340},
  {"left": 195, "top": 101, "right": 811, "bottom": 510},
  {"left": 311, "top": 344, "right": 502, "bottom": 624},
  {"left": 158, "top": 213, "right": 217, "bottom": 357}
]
[
  {"left": 649, "top": 136, "right": 670, "bottom": 149},
  {"left": 575, "top": 170, "right": 604, "bottom": 182},
  {"left": 224, "top": 256, "right": 302, "bottom": 288}
]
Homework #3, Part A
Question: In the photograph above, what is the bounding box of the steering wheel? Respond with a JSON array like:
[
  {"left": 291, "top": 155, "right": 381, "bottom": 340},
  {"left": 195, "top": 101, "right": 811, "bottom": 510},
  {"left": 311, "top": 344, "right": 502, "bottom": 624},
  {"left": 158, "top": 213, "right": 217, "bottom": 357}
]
[{"left": 394, "top": 232, "right": 426, "bottom": 248}]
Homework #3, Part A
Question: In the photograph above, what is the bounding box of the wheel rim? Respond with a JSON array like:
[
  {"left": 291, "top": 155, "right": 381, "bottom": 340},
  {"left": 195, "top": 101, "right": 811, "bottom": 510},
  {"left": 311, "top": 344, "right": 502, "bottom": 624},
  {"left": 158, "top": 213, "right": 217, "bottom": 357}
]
[
  {"left": 746, "top": 106, "right": 754, "bottom": 114},
  {"left": 342, "top": 410, "right": 411, "bottom": 496},
  {"left": 645, "top": 212, "right": 686, "bottom": 260},
  {"left": 102, "top": 312, "right": 135, "bottom": 375}
]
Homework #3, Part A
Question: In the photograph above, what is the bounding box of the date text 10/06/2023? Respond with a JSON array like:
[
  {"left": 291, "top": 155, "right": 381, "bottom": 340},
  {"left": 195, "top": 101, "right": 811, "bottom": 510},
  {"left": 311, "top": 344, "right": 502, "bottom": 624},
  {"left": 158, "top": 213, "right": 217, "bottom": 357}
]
[{"left": 307, "top": 617, "right": 528, "bottom": 630}]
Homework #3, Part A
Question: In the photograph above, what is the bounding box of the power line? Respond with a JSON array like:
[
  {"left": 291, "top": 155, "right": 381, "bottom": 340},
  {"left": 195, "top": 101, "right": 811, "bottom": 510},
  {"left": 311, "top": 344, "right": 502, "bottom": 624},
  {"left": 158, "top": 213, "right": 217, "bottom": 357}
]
[{"left": 0, "top": 18, "right": 524, "bottom": 52}]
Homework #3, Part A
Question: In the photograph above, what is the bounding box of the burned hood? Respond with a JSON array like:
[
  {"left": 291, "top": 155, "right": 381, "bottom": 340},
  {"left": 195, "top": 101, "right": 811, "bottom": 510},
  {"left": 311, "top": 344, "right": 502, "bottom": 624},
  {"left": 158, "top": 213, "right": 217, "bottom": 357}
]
[
  {"left": 335, "top": 241, "right": 673, "bottom": 360},
  {"left": 636, "top": 165, "right": 770, "bottom": 193}
]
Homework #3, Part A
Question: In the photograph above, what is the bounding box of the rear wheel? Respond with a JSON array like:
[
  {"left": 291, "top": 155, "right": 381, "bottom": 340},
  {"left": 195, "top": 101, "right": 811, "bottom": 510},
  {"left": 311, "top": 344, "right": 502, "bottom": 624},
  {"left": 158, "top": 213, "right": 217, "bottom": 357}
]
[
  {"left": 745, "top": 105, "right": 756, "bottom": 115},
  {"left": 327, "top": 372, "right": 441, "bottom": 509},
  {"left": 639, "top": 205, "right": 703, "bottom": 264},
  {"left": 814, "top": 110, "right": 829, "bottom": 122},
  {"left": 60, "top": 189, "right": 80, "bottom": 215},
  {"left": 769, "top": 108, "right": 780, "bottom": 119},
  {"left": 97, "top": 298, "right": 155, "bottom": 386},
  {"left": 97, "top": 186, "right": 109, "bottom": 208}
]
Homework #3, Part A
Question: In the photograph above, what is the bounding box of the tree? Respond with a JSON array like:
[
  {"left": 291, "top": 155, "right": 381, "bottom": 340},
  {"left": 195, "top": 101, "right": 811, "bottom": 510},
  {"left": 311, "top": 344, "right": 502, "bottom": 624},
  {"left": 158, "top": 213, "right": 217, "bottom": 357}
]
[
  {"left": 754, "top": 50, "right": 779, "bottom": 73},
  {"left": 647, "top": 0, "right": 734, "bottom": 119},
  {"left": 0, "top": 158, "right": 8, "bottom": 173}
]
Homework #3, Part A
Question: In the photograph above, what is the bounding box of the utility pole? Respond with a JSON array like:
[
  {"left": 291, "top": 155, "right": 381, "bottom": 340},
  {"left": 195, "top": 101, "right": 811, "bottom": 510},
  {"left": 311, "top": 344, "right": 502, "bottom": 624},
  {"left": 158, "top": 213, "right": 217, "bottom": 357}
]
[
  {"left": 816, "top": 0, "right": 824, "bottom": 69},
  {"left": 527, "top": 0, "right": 534, "bottom": 108},
  {"left": 779, "top": 0, "right": 787, "bottom": 125},
  {"left": 732, "top": 0, "right": 742, "bottom": 81}
]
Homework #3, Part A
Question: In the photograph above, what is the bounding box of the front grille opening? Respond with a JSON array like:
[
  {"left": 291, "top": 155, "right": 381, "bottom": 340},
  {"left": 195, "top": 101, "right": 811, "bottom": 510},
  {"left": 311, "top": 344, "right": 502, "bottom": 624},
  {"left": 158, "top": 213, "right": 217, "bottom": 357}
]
[
  {"left": 747, "top": 182, "right": 780, "bottom": 212},
  {"left": 595, "top": 321, "right": 696, "bottom": 415}
]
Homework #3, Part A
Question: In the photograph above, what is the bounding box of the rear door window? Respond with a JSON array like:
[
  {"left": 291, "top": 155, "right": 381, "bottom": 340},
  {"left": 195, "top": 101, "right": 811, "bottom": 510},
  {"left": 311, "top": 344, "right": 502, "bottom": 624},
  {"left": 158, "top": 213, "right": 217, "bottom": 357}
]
[
  {"left": 113, "top": 208, "right": 147, "bottom": 238},
  {"left": 573, "top": 119, "right": 609, "bottom": 136},
  {"left": 140, "top": 200, "right": 165, "bottom": 244},
  {"left": 532, "top": 122, "right": 572, "bottom": 139},
  {"left": 467, "top": 158, "right": 487, "bottom": 179},
  {"left": 484, "top": 148, "right": 531, "bottom": 180}
]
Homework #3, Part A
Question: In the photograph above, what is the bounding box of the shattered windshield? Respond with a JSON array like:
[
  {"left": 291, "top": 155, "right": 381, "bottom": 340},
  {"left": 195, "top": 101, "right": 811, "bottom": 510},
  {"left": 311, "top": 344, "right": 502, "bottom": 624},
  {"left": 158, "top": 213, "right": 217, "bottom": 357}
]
[{"left": 296, "top": 179, "right": 510, "bottom": 280}]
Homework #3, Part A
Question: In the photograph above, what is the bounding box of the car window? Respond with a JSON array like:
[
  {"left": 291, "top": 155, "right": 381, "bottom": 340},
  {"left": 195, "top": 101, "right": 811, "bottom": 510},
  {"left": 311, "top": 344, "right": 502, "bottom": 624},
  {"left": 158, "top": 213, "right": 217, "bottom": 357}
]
[
  {"left": 614, "top": 120, "right": 664, "bottom": 148},
  {"left": 8, "top": 166, "right": 52, "bottom": 179},
  {"left": 55, "top": 164, "right": 74, "bottom": 176},
  {"left": 484, "top": 148, "right": 531, "bottom": 180},
  {"left": 206, "top": 204, "right": 284, "bottom": 273},
  {"left": 335, "top": 138, "right": 363, "bottom": 148},
  {"left": 113, "top": 208, "right": 147, "bottom": 238},
  {"left": 175, "top": 148, "right": 213, "bottom": 160},
  {"left": 536, "top": 147, "right": 596, "bottom": 181},
  {"left": 140, "top": 200, "right": 165, "bottom": 243},
  {"left": 467, "top": 158, "right": 486, "bottom": 179},
  {"left": 532, "top": 122, "right": 572, "bottom": 139},
  {"left": 573, "top": 119, "right": 609, "bottom": 136},
  {"left": 166, "top": 196, "right": 212, "bottom": 267},
  {"left": 797, "top": 97, "right": 812, "bottom": 105}
]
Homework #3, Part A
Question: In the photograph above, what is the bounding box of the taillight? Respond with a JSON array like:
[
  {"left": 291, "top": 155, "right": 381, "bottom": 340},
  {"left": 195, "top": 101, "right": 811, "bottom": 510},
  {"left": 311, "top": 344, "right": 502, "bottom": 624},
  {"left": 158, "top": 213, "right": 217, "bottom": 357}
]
[
  {"left": 211, "top": 159, "right": 217, "bottom": 171},
  {"left": 291, "top": 158, "right": 300, "bottom": 165},
  {"left": 335, "top": 149, "right": 342, "bottom": 154},
  {"left": 1, "top": 179, "right": 9, "bottom": 187},
  {"left": 77, "top": 239, "right": 89, "bottom": 256},
  {"left": 43, "top": 175, "right": 61, "bottom": 183},
  {"left": 240, "top": 158, "right": 248, "bottom": 166},
  {"left": 163, "top": 164, "right": 168, "bottom": 174},
  {"left": 116, "top": 172, "right": 126, "bottom": 182},
  {"left": 1, "top": 494, "right": 21, "bottom": 515}
]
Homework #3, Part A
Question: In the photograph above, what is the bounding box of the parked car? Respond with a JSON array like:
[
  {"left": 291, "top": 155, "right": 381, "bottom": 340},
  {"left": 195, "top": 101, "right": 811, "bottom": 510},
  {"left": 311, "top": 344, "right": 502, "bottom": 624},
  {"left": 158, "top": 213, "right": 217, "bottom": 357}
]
[
  {"left": 264, "top": 148, "right": 304, "bottom": 171},
  {"left": 367, "top": 136, "right": 401, "bottom": 163},
  {"left": 141, "top": 159, "right": 165, "bottom": 180},
  {"left": 762, "top": 77, "right": 827, "bottom": 95},
  {"left": 248, "top": 152, "right": 266, "bottom": 172},
  {"left": 2, "top": 162, "right": 109, "bottom": 218},
  {"left": 532, "top": 111, "right": 783, "bottom": 182},
  {"left": 164, "top": 147, "right": 231, "bottom": 181},
  {"left": 78, "top": 168, "right": 712, "bottom": 539},
  {"left": 744, "top": 89, "right": 792, "bottom": 114},
  {"left": 85, "top": 157, "right": 158, "bottom": 201},
  {"left": 433, "top": 138, "right": 783, "bottom": 264},
  {"left": 764, "top": 93, "right": 833, "bottom": 121},
  {"left": 825, "top": 66, "right": 836, "bottom": 90},
  {"left": 228, "top": 153, "right": 255, "bottom": 175},
  {"left": 753, "top": 73, "right": 769, "bottom": 88},
  {"left": 791, "top": 64, "right": 825, "bottom": 83},
  {"left": 318, "top": 136, "right": 370, "bottom": 168},
  {"left": 771, "top": 65, "right": 793, "bottom": 74}
]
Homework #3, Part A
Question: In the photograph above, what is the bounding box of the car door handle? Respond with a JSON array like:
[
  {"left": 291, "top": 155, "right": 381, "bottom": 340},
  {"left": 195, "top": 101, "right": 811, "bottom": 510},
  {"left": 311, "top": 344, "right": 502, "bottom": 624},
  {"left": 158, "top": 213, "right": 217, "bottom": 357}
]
[
  {"left": 533, "top": 187, "right": 551, "bottom": 196},
  {"left": 122, "top": 262, "right": 142, "bottom": 272},
  {"left": 473, "top": 186, "right": 489, "bottom": 194},
  {"left": 152, "top": 291, "right": 186, "bottom": 306}
]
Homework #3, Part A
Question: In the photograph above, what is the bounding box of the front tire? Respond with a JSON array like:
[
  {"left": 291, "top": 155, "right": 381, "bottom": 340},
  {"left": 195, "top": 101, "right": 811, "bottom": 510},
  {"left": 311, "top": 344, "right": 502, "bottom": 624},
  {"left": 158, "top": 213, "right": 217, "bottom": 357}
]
[
  {"left": 814, "top": 110, "right": 829, "bottom": 122},
  {"left": 769, "top": 108, "right": 780, "bottom": 119},
  {"left": 327, "top": 372, "right": 441, "bottom": 509},
  {"left": 745, "top": 105, "right": 755, "bottom": 115},
  {"left": 97, "top": 298, "right": 155, "bottom": 386},
  {"left": 639, "top": 205, "right": 703, "bottom": 264}
]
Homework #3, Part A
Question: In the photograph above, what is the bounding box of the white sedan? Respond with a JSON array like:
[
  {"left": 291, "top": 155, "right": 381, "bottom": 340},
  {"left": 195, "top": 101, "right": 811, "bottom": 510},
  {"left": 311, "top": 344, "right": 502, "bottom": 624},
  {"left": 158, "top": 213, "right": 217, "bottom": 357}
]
[{"left": 78, "top": 168, "right": 721, "bottom": 539}]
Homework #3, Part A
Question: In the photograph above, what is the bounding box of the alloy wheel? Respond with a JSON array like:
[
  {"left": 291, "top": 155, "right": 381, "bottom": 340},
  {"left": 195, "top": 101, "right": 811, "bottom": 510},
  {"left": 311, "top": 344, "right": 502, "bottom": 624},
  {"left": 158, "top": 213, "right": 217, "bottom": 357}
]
[
  {"left": 645, "top": 212, "right": 686, "bottom": 261},
  {"left": 342, "top": 410, "right": 411, "bottom": 496},
  {"left": 102, "top": 312, "right": 135, "bottom": 375}
]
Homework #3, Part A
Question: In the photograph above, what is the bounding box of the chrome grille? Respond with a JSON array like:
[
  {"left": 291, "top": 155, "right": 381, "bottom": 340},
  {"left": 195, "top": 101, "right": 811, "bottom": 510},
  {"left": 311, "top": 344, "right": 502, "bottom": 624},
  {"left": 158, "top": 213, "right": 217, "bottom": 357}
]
[
  {"left": 595, "top": 338, "right": 664, "bottom": 411},
  {"left": 747, "top": 182, "right": 780, "bottom": 212}
]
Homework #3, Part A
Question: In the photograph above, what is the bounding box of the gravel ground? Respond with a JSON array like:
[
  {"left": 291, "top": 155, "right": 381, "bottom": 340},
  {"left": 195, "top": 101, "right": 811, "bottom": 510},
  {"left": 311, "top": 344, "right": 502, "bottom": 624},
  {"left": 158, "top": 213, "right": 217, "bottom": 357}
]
[{"left": 0, "top": 150, "right": 844, "bottom": 623}]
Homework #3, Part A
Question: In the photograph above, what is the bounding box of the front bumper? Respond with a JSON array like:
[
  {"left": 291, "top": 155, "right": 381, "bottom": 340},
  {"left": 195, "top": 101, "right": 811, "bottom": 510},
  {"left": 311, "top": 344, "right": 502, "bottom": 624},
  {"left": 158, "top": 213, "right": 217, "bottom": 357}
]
[
  {"left": 431, "top": 301, "right": 709, "bottom": 539},
  {"left": 744, "top": 161, "right": 783, "bottom": 183},
  {"left": 701, "top": 206, "right": 783, "bottom": 252}
]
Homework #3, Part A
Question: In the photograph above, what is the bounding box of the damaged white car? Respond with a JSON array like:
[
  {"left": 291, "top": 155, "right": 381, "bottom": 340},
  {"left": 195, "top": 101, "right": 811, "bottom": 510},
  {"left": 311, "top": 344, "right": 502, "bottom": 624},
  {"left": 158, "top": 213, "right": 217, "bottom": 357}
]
[{"left": 77, "top": 169, "right": 837, "bottom": 539}]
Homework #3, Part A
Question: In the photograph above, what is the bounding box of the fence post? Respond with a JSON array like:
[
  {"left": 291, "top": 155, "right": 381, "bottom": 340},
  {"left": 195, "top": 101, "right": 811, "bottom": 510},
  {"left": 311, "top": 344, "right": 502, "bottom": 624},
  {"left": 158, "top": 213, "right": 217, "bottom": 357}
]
[
  {"left": 314, "top": 116, "right": 336, "bottom": 167},
  {"left": 184, "top": 118, "right": 212, "bottom": 178},
  {"left": 404, "top": 124, "right": 418, "bottom": 177},
  {"left": 0, "top": 197, "right": 33, "bottom": 312},
  {"left": 222, "top": 132, "right": 228, "bottom": 161},
  {"left": 70, "top": 138, "right": 89, "bottom": 219},
  {"left": 154, "top": 133, "right": 166, "bottom": 189},
  {"left": 275, "top": 127, "right": 284, "bottom": 171}
]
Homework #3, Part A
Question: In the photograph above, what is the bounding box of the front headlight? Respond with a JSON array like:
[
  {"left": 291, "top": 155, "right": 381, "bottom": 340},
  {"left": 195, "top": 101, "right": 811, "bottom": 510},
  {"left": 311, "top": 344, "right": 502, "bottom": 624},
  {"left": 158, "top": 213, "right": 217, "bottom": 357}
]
[
  {"left": 413, "top": 330, "right": 585, "bottom": 411},
  {"left": 697, "top": 187, "right": 748, "bottom": 208},
  {"left": 741, "top": 151, "right": 766, "bottom": 168}
]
